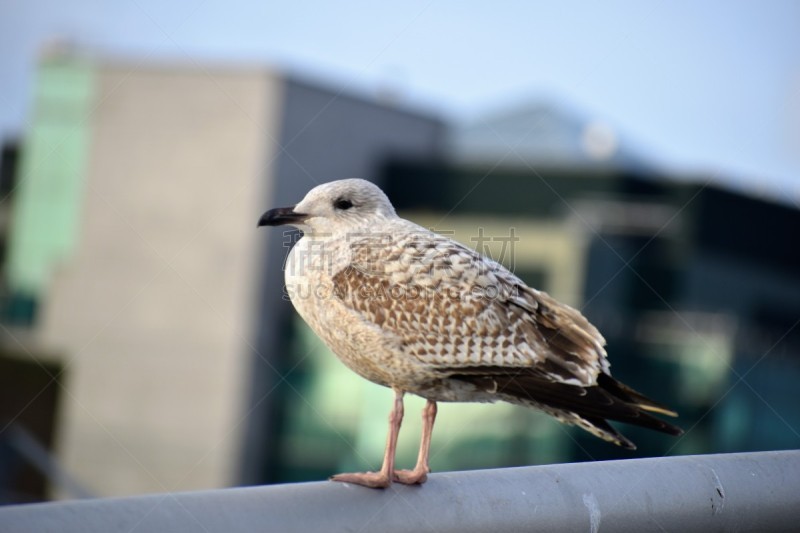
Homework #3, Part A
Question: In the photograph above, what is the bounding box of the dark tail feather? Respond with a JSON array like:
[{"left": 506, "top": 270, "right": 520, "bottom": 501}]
[
  {"left": 596, "top": 373, "right": 678, "bottom": 417},
  {"left": 502, "top": 375, "right": 684, "bottom": 437},
  {"left": 451, "top": 370, "right": 684, "bottom": 445},
  {"left": 578, "top": 416, "right": 637, "bottom": 450}
]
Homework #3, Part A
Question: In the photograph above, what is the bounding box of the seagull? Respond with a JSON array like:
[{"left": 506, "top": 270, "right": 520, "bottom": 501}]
[{"left": 258, "top": 178, "right": 683, "bottom": 489}]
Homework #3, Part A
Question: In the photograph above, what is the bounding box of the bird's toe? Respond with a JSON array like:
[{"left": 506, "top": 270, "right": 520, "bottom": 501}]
[
  {"left": 393, "top": 468, "right": 428, "bottom": 485},
  {"left": 330, "top": 471, "right": 392, "bottom": 489}
]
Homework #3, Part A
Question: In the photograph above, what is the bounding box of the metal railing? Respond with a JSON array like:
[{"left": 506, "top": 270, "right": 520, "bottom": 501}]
[{"left": 1, "top": 450, "right": 798, "bottom": 532}]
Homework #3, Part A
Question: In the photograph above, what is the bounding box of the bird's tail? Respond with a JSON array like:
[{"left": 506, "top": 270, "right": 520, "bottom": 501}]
[{"left": 452, "top": 370, "right": 683, "bottom": 450}]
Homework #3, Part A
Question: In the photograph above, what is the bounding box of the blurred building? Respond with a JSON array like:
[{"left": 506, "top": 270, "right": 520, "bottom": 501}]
[
  {"left": 449, "top": 101, "right": 649, "bottom": 171},
  {"left": 3, "top": 52, "right": 798, "bottom": 502},
  {"left": 0, "top": 52, "right": 443, "bottom": 501}
]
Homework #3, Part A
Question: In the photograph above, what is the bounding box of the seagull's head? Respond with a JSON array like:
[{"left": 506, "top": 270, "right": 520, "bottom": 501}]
[{"left": 258, "top": 178, "right": 396, "bottom": 235}]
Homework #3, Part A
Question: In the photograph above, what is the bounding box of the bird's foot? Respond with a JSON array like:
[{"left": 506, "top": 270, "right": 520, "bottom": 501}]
[
  {"left": 330, "top": 471, "right": 392, "bottom": 489},
  {"left": 393, "top": 468, "right": 429, "bottom": 485}
]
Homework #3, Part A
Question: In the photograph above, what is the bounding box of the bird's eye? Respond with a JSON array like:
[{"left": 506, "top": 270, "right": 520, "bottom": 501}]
[{"left": 334, "top": 198, "right": 354, "bottom": 210}]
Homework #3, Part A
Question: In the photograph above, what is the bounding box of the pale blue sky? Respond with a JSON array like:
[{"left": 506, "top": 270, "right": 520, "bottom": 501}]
[{"left": 2, "top": 1, "right": 798, "bottom": 200}]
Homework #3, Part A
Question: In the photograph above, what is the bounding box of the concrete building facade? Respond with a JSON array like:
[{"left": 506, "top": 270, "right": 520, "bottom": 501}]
[{"left": 3, "top": 54, "right": 443, "bottom": 499}]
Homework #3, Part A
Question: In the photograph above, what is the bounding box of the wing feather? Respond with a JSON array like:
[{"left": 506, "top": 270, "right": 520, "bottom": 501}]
[{"left": 331, "top": 227, "right": 608, "bottom": 386}]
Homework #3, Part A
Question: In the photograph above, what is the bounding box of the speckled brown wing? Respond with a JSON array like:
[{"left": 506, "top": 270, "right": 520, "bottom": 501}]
[{"left": 331, "top": 227, "right": 609, "bottom": 387}]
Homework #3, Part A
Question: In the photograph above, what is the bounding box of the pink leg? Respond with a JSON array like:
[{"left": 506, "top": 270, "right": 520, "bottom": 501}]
[
  {"left": 330, "top": 389, "right": 404, "bottom": 489},
  {"left": 394, "top": 400, "right": 437, "bottom": 485}
]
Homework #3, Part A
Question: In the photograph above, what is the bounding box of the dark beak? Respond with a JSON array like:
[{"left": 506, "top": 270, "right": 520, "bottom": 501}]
[{"left": 258, "top": 206, "right": 308, "bottom": 227}]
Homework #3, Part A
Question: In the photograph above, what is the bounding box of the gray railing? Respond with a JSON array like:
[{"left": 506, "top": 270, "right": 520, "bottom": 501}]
[{"left": 1, "top": 450, "right": 798, "bottom": 532}]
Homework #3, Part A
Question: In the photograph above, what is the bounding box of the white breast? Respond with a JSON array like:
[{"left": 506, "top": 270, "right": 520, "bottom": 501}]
[{"left": 284, "top": 234, "right": 350, "bottom": 329}]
